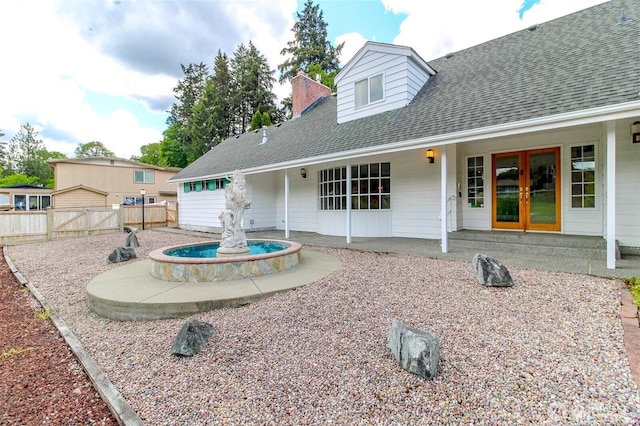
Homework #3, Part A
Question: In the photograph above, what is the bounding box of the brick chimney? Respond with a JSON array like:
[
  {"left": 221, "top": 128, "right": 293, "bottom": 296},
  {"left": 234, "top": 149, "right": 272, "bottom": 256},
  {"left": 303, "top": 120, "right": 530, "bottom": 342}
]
[{"left": 291, "top": 71, "right": 332, "bottom": 118}]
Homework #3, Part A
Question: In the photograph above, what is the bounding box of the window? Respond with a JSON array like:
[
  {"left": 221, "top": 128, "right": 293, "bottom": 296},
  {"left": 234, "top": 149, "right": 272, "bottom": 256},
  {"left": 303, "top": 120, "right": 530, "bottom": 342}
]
[
  {"left": 184, "top": 179, "right": 226, "bottom": 193},
  {"left": 14, "top": 194, "right": 26, "bottom": 211},
  {"left": 124, "top": 196, "right": 142, "bottom": 206},
  {"left": 318, "top": 162, "right": 391, "bottom": 210},
  {"left": 351, "top": 162, "right": 391, "bottom": 209},
  {"left": 354, "top": 73, "right": 384, "bottom": 108},
  {"left": 571, "top": 144, "right": 595, "bottom": 208},
  {"left": 134, "top": 170, "right": 154, "bottom": 183},
  {"left": 467, "top": 156, "right": 484, "bottom": 208},
  {"left": 148, "top": 196, "right": 156, "bottom": 204},
  {"left": 12, "top": 194, "right": 50, "bottom": 211},
  {"left": 319, "top": 167, "right": 347, "bottom": 210}
]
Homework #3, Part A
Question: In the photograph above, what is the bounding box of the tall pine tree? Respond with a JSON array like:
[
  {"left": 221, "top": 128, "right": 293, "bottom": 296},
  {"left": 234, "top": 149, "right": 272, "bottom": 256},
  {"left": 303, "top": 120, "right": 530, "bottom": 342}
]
[
  {"left": 167, "top": 62, "right": 208, "bottom": 162},
  {"left": 278, "top": 0, "right": 343, "bottom": 83},
  {"left": 231, "top": 41, "right": 277, "bottom": 134}
]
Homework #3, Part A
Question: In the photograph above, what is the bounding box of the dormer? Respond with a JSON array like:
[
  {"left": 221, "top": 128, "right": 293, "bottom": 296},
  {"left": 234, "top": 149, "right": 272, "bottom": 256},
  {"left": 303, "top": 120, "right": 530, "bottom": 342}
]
[{"left": 335, "top": 42, "right": 436, "bottom": 124}]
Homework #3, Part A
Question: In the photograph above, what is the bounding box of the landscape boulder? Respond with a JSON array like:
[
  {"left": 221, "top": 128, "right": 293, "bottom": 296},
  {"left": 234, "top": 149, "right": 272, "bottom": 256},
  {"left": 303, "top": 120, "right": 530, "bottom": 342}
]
[
  {"left": 472, "top": 253, "right": 514, "bottom": 287},
  {"left": 107, "top": 246, "right": 136, "bottom": 263},
  {"left": 124, "top": 229, "right": 139, "bottom": 248},
  {"left": 387, "top": 319, "right": 439, "bottom": 380},
  {"left": 170, "top": 319, "right": 214, "bottom": 357}
]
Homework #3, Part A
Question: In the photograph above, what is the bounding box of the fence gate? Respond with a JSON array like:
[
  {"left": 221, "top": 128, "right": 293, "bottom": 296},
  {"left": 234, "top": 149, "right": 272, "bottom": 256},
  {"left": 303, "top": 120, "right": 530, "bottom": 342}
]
[{"left": 167, "top": 202, "right": 178, "bottom": 227}]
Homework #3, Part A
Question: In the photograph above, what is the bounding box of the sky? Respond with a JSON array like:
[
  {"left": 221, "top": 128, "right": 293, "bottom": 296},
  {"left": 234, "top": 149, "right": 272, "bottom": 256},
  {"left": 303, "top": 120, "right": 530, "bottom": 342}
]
[{"left": 0, "top": 0, "right": 610, "bottom": 160}]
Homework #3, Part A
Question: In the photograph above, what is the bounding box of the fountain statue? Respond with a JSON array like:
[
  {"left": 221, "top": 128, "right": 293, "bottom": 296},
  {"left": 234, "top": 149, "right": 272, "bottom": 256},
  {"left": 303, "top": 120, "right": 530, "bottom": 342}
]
[{"left": 217, "top": 170, "right": 251, "bottom": 256}]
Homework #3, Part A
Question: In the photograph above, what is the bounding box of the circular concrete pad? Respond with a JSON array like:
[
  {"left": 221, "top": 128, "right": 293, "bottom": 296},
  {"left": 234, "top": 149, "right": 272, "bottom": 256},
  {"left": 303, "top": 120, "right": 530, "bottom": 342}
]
[{"left": 86, "top": 250, "right": 341, "bottom": 321}]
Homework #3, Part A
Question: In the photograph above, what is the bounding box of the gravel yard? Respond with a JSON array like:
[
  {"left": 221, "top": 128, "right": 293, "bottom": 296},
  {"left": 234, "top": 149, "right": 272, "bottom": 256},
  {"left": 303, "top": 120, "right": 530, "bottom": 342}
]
[{"left": 7, "top": 230, "right": 640, "bottom": 425}]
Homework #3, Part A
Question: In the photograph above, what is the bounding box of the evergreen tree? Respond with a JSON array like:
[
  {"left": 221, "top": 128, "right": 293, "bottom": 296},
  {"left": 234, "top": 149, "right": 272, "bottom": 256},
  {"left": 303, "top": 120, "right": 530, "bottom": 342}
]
[
  {"left": 250, "top": 110, "right": 263, "bottom": 131},
  {"left": 187, "top": 77, "right": 218, "bottom": 162},
  {"left": 261, "top": 112, "right": 272, "bottom": 127},
  {"left": 231, "top": 41, "right": 277, "bottom": 134},
  {"left": 278, "top": 0, "right": 343, "bottom": 83},
  {"left": 167, "top": 62, "right": 208, "bottom": 160},
  {"left": 7, "top": 123, "right": 51, "bottom": 184},
  {"left": 210, "top": 50, "right": 234, "bottom": 140},
  {"left": 0, "top": 130, "right": 7, "bottom": 175},
  {"left": 160, "top": 137, "right": 188, "bottom": 168}
]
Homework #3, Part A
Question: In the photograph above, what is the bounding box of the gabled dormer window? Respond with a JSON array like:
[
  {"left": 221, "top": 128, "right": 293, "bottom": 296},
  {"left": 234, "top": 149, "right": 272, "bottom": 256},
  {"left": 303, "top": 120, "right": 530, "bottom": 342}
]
[{"left": 354, "top": 74, "right": 384, "bottom": 108}]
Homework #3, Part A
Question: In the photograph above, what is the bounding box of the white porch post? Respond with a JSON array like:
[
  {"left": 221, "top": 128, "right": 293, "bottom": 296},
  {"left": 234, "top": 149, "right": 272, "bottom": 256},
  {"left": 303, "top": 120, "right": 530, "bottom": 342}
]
[
  {"left": 346, "top": 162, "right": 352, "bottom": 244},
  {"left": 441, "top": 146, "right": 448, "bottom": 253},
  {"left": 606, "top": 121, "right": 616, "bottom": 269},
  {"left": 284, "top": 169, "right": 290, "bottom": 239}
]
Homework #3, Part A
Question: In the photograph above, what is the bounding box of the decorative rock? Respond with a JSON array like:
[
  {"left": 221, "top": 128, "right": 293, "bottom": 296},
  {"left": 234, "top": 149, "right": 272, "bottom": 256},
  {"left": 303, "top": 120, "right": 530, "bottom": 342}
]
[
  {"left": 472, "top": 253, "right": 514, "bottom": 287},
  {"left": 387, "top": 319, "right": 439, "bottom": 380},
  {"left": 107, "top": 246, "right": 137, "bottom": 263},
  {"left": 124, "top": 230, "right": 139, "bottom": 248},
  {"left": 170, "top": 319, "right": 214, "bottom": 357}
]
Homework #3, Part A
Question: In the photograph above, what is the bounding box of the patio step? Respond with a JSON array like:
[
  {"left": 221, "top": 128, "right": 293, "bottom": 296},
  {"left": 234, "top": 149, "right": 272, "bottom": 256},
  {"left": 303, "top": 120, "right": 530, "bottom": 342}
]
[{"left": 448, "top": 230, "right": 619, "bottom": 260}]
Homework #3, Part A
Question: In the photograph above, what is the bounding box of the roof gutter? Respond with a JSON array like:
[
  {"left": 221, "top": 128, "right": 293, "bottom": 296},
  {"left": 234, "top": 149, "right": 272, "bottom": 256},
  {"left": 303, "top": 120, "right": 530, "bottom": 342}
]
[{"left": 169, "top": 99, "right": 640, "bottom": 183}]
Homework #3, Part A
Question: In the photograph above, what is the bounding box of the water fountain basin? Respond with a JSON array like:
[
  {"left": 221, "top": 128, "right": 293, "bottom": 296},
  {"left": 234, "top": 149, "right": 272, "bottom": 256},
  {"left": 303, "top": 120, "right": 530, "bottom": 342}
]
[{"left": 149, "top": 239, "right": 302, "bottom": 282}]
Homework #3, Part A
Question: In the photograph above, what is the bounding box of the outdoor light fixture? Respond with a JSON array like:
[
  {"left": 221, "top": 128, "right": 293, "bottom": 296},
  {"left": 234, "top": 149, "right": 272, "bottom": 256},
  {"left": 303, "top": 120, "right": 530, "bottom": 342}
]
[
  {"left": 632, "top": 121, "right": 640, "bottom": 144},
  {"left": 426, "top": 149, "right": 435, "bottom": 164},
  {"left": 140, "top": 188, "right": 146, "bottom": 230},
  {"left": 300, "top": 167, "right": 307, "bottom": 178}
]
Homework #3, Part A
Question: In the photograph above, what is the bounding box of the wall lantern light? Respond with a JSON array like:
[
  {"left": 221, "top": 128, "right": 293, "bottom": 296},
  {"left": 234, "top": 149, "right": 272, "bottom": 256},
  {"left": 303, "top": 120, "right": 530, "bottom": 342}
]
[
  {"left": 426, "top": 149, "right": 435, "bottom": 164},
  {"left": 632, "top": 121, "right": 640, "bottom": 144},
  {"left": 300, "top": 167, "right": 307, "bottom": 178},
  {"left": 140, "top": 188, "right": 146, "bottom": 230}
]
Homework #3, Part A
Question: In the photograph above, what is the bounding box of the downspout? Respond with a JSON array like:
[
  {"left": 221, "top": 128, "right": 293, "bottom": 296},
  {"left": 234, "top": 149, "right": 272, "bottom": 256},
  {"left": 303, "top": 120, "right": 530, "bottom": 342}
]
[
  {"left": 441, "top": 146, "right": 448, "bottom": 253},
  {"left": 346, "top": 161, "right": 352, "bottom": 244},
  {"left": 606, "top": 121, "right": 616, "bottom": 269}
]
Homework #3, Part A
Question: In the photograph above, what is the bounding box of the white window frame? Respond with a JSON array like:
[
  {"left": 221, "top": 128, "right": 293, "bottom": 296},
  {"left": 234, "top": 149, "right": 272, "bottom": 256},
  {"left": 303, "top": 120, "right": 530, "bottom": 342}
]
[
  {"left": 570, "top": 144, "right": 596, "bottom": 209},
  {"left": 354, "top": 73, "right": 384, "bottom": 108}
]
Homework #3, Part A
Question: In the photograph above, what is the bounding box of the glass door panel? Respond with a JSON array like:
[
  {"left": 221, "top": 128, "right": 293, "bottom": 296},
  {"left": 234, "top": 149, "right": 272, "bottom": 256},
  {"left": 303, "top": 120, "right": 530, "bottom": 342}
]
[
  {"left": 527, "top": 148, "right": 561, "bottom": 231},
  {"left": 494, "top": 154, "right": 523, "bottom": 228},
  {"left": 528, "top": 152, "right": 556, "bottom": 224}
]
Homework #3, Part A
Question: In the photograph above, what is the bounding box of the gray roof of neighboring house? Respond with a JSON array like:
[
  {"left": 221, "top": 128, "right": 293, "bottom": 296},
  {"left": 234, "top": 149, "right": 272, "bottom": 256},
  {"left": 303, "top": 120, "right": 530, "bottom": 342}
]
[{"left": 171, "top": 0, "right": 640, "bottom": 182}]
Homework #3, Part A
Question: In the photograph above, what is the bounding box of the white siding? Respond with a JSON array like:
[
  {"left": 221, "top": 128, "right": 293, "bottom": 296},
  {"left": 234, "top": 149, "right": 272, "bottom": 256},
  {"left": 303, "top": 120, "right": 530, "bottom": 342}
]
[
  {"left": 336, "top": 50, "right": 431, "bottom": 124},
  {"left": 274, "top": 168, "right": 321, "bottom": 232},
  {"left": 177, "top": 185, "right": 226, "bottom": 233},
  {"left": 245, "top": 174, "right": 278, "bottom": 231},
  {"left": 615, "top": 120, "right": 640, "bottom": 248},
  {"left": 389, "top": 150, "right": 441, "bottom": 238}
]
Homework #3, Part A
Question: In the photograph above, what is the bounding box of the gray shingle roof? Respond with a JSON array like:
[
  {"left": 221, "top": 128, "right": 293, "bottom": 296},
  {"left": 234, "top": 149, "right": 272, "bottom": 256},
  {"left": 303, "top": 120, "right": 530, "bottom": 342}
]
[{"left": 171, "top": 0, "right": 640, "bottom": 182}]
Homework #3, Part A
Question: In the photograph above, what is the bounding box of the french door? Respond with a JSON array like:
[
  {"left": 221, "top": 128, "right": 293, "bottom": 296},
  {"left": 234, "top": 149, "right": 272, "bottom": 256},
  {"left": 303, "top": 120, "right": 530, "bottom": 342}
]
[{"left": 492, "top": 147, "right": 561, "bottom": 231}]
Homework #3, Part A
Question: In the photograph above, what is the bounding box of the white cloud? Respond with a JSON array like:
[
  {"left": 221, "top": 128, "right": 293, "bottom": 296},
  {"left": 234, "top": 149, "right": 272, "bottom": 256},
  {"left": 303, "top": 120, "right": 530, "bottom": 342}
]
[{"left": 336, "top": 32, "right": 369, "bottom": 66}]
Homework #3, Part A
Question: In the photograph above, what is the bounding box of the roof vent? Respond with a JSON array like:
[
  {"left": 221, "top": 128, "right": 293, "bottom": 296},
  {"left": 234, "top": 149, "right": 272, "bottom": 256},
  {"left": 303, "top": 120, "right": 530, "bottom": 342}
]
[
  {"left": 617, "top": 8, "right": 630, "bottom": 25},
  {"left": 445, "top": 52, "right": 455, "bottom": 59},
  {"left": 260, "top": 126, "right": 268, "bottom": 145},
  {"left": 527, "top": 24, "right": 539, "bottom": 31}
]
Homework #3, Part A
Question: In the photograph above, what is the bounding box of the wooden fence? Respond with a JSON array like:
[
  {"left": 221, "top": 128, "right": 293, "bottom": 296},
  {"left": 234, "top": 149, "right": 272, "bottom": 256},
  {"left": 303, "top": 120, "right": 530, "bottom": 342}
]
[{"left": 0, "top": 204, "right": 175, "bottom": 245}]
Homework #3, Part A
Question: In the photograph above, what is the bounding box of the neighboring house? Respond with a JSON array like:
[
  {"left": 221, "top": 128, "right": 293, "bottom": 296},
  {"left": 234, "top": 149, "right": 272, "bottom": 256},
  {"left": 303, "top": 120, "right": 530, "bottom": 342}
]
[
  {"left": 47, "top": 157, "right": 182, "bottom": 208},
  {"left": 169, "top": 0, "right": 640, "bottom": 269},
  {"left": 0, "top": 184, "right": 53, "bottom": 211}
]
